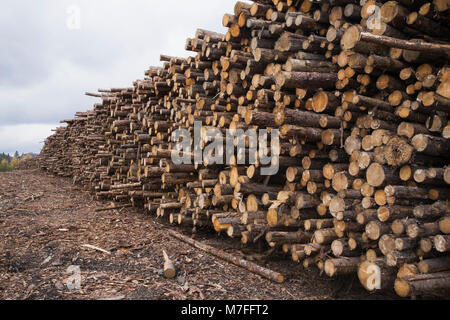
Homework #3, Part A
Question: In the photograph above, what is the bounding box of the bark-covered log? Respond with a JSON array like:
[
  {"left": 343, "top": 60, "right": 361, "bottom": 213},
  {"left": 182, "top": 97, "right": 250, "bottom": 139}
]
[
  {"left": 168, "top": 229, "right": 284, "bottom": 283},
  {"left": 395, "top": 271, "right": 450, "bottom": 297}
]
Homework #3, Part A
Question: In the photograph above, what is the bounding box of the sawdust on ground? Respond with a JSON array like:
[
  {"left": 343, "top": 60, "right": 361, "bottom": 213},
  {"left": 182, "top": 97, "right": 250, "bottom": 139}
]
[{"left": 0, "top": 170, "right": 401, "bottom": 300}]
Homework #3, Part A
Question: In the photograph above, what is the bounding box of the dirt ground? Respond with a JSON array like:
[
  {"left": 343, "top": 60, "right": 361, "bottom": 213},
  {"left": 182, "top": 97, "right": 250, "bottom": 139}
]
[{"left": 0, "top": 170, "right": 401, "bottom": 300}]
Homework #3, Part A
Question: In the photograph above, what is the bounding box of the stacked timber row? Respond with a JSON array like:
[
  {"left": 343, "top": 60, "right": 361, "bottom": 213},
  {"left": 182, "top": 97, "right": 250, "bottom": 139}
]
[
  {"left": 15, "top": 157, "right": 40, "bottom": 170},
  {"left": 39, "top": 0, "right": 450, "bottom": 298}
]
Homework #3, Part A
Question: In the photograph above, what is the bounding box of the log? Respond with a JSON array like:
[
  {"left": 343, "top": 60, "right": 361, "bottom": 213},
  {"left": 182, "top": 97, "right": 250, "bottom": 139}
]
[
  {"left": 342, "top": 25, "right": 450, "bottom": 58},
  {"left": 358, "top": 260, "right": 396, "bottom": 292},
  {"left": 395, "top": 271, "right": 450, "bottom": 297},
  {"left": 418, "top": 257, "right": 450, "bottom": 274},
  {"left": 162, "top": 250, "right": 176, "bottom": 279},
  {"left": 324, "top": 257, "right": 361, "bottom": 277},
  {"left": 168, "top": 229, "right": 284, "bottom": 283},
  {"left": 412, "top": 134, "right": 450, "bottom": 156},
  {"left": 275, "top": 71, "right": 338, "bottom": 89},
  {"left": 435, "top": 235, "right": 450, "bottom": 253}
]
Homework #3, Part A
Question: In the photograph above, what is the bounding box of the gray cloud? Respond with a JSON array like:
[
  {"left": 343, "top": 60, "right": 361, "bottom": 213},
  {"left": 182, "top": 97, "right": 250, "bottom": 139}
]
[
  {"left": 0, "top": 123, "right": 56, "bottom": 155},
  {"left": 0, "top": 0, "right": 236, "bottom": 154}
]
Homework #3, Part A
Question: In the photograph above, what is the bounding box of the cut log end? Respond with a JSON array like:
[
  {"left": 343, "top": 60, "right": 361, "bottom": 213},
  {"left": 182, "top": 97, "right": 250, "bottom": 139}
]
[
  {"left": 394, "top": 278, "right": 411, "bottom": 298},
  {"left": 341, "top": 26, "right": 360, "bottom": 50},
  {"left": 162, "top": 250, "right": 176, "bottom": 279}
]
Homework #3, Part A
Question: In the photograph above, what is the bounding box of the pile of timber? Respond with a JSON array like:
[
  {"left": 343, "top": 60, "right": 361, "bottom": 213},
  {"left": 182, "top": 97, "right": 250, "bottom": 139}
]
[
  {"left": 39, "top": 0, "right": 450, "bottom": 298},
  {"left": 15, "top": 157, "right": 39, "bottom": 170}
]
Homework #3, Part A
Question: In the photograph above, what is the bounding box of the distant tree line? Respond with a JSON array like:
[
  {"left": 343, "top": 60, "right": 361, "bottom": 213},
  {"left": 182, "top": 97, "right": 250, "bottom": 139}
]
[{"left": 0, "top": 152, "right": 35, "bottom": 172}]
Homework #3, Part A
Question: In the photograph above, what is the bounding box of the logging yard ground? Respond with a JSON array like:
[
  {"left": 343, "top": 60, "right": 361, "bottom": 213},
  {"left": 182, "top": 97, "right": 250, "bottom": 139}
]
[{"left": 0, "top": 170, "right": 399, "bottom": 300}]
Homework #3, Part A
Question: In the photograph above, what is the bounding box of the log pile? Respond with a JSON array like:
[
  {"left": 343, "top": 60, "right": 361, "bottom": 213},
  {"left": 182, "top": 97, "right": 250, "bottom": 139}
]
[
  {"left": 15, "top": 157, "right": 39, "bottom": 170},
  {"left": 39, "top": 0, "right": 450, "bottom": 298}
]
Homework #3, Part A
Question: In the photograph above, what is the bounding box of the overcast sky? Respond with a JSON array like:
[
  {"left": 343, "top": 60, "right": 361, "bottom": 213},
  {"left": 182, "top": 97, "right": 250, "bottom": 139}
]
[{"left": 0, "top": 0, "right": 235, "bottom": 155}]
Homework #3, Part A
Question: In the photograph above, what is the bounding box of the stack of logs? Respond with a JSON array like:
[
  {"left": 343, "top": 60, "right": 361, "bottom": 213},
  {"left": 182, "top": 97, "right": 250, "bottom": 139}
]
[
  {"left": 15, "top": 157, "right": 39, "bottom": 170},
  {"left": 39, "top": 0, "right": 450, "bottom": 298}
]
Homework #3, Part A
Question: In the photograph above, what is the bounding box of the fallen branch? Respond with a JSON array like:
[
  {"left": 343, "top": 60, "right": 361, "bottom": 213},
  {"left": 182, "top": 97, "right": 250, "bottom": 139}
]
[
  {"left": 24, "top": 193, "right": 44, "bottom": 202},
  {"left": 82, "top": 244, "right": 111, "bottom": 255},
  {"left": 168, "top": 229, "right": 285, "bottom": 283},
  {"left": 94, "top": 203, "right": 132, "bottom": 212}
]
